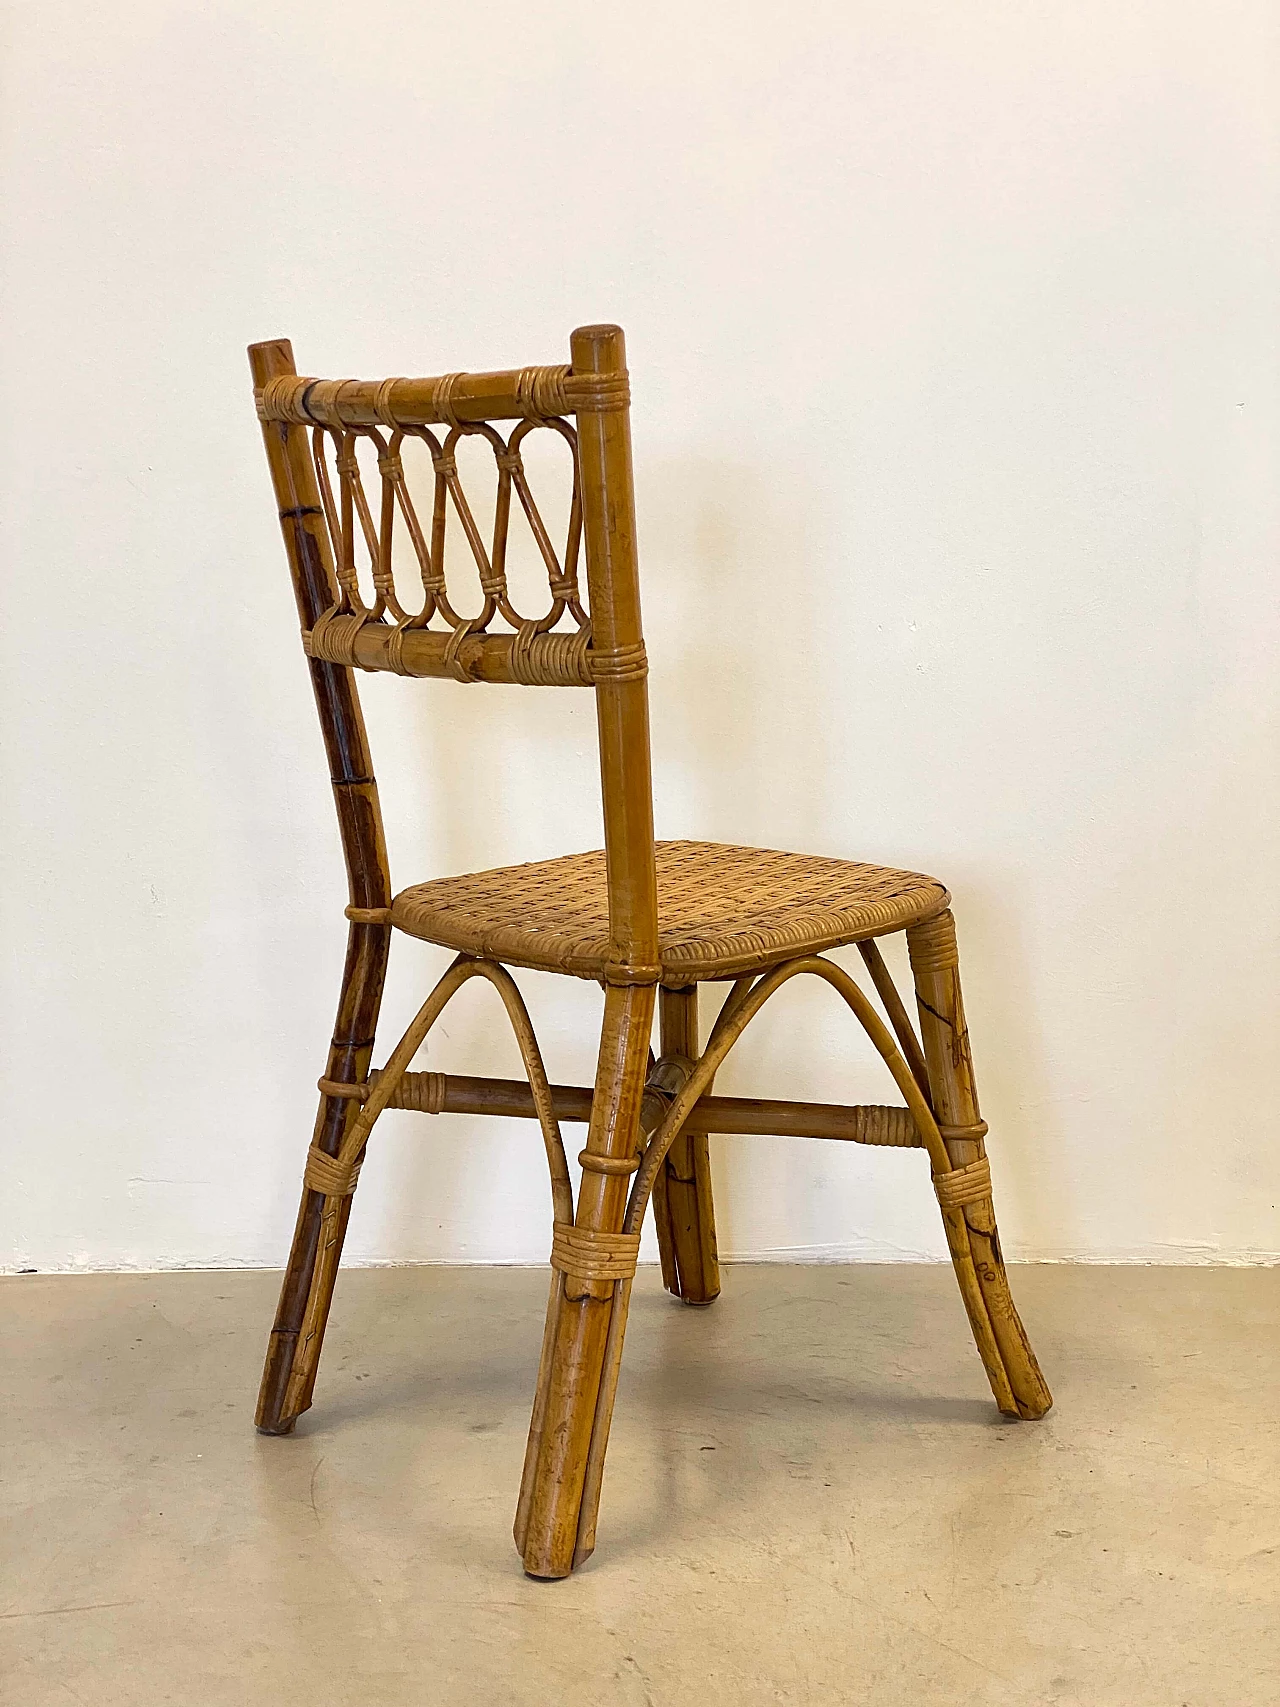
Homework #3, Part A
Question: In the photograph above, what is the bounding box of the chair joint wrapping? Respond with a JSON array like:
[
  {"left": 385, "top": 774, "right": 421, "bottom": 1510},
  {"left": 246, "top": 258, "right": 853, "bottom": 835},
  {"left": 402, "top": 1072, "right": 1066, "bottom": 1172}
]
[
  {"left": 601, "top": 957, "right": 662, "bottom": 987},
  {"left": 381, "top": 1070, "right": 448, "bottom": 1114},
  {"left": 569, "top": 371, "right": 631, "bottom": 413},
  {"left": 345, "top": 904, "right": 391, "bottom": 926},
  {"left": 309, "top": 607, "right": 365, "bottom": 667},
  {"left": 932, "top": 1156, "right": 992, "bottom": 1212},
  {"left": 857, "top": 1105, "right": 924, "bottom": 1147},
  {"left": 516, "top": 364, "right": 571, "bottom": 417},
  {"left": 511, "top": 628, "right": 592, "bottom": 686},
  {"left": 304, "top": 1144, "right": 363, "bottom": 1197},
  {"left": 550, "top": 1221, "right": 641, "bottom": 1283},
  {"left": 317, "top": 1076, "right": 369, "bottom": 1102},
  {"left": 937, "top": 1118, "right": 989, "bottom": 1145},
  {"left": 589, "top": 642, "right": 648, "bottom": 684},
  {"left": 577, "top": 1149, "right": 640, "bottom": 1177},
  {"left": 907, "top": 909, "right": 958, "bottom": 975}
]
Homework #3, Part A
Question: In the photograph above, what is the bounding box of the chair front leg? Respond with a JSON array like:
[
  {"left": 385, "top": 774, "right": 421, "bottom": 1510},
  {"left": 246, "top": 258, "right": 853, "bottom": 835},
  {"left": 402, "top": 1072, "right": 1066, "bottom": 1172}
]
[
  {"left": 651, "top": 985, "right": 721, "bottom": 1304},
  {"left": 515, "top": 982, "right": 656, "bottom": 1578},
  {"left": 906, "top": 910, "right": 1052, "bottom": 1421},
  {"left": 255, "top": 919, "right": 390, "bottom": 1434}
]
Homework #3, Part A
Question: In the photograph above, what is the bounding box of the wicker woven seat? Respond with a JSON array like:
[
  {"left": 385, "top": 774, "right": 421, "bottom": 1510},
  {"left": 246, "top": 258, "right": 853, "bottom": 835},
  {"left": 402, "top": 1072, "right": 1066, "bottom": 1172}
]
[
  {"left": 248, "top": 323, "right": 1051, "bottom": 1584},
  {"left": 391, "top": 841, "right": 950, "bottom": 983}
]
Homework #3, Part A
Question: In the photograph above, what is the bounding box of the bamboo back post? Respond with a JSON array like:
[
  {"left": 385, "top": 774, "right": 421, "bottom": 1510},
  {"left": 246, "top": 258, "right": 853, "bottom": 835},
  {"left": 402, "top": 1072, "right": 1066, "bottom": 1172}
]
[
  {"left": 651, "top": 986, "right": 720, "bottom": 1303},
  {"left": 247, "top": 322, "right": 1051, "bottom": 1579},
  {"left": 249, "top": 339, "right": 393, "bottom": 1434}
]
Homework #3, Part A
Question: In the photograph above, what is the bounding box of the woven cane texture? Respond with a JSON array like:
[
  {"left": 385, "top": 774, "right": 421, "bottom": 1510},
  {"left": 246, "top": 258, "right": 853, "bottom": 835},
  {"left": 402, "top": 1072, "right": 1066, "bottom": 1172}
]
[{"left": 390, "top": 841, "right": 950, "bottom": 984}]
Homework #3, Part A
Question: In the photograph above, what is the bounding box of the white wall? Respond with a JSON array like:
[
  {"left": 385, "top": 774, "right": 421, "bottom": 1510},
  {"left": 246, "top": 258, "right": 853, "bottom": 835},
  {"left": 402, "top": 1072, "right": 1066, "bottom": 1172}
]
[{"left": 3, "top": 1, "right": 1277, "bottom": 1271}]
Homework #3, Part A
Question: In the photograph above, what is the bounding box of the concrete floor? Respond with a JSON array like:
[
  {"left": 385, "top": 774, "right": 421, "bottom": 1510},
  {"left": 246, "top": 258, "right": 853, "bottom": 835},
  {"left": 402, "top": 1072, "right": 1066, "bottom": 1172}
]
[{"left": 3, "top": 1265, "right": 1277, "bottom": 1706}]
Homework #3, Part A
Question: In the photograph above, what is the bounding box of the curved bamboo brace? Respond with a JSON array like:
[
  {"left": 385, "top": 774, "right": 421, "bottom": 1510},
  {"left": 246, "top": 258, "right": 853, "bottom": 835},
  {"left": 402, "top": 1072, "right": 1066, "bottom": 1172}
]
[
  {"left": 283, "top": 954, "right": 574, "bottom": 1421},
  {"left": 705, "top": 974, "right": 758, "bottom": 1052},
  {"left": 626, "top": 956, "right": 949, "bottom": 1232},
  {"left": 331, "top": 952, "right": 573, "bottom": 1224},
  {"left": 623, "top": 954, "right": 1027, "bottom": 1416},
  {"left": 285, "top": 955, "right": 576, "bottom": 1420},
  {"left": 856, "top": 938, "right": 931, "bottom": 1101}
]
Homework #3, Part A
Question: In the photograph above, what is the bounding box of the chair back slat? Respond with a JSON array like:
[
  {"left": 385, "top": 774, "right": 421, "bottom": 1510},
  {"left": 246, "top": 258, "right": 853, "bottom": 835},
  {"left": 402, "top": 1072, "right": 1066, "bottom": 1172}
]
[
  {"left": 259, "top": 384, "right": 592, "bottom": 682},
  {"left": 250, "top": 324, "right": 658, "bottom": 982}
]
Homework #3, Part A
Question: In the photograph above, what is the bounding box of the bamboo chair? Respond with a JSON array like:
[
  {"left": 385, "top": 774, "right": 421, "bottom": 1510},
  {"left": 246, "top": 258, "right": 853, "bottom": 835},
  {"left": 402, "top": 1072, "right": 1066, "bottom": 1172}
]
[{"left": 249, "top": 324, "right": 1051, "bottom": 1580}]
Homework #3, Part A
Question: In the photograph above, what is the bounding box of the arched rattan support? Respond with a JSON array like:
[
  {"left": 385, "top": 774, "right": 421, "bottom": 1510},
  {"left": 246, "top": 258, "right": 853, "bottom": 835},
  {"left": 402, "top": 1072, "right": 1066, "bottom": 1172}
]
[
  {"left": 703, "top": 974, "right": 757, "bottom": 1052},
  {"left": 626, "top": 955, "right": 949, "bottom": 1233},
  {"left": 337, "top": 952, "right": 573, "bottom": 1223},
  {"left": 280, "top": 953, "right": 574, "bottom": 1421},
  {"left": 545, "top": 953, "right": 996, "bottom": 1572},
  {"left": 622, "top": 953, "right": 1042, "bottom": 1421}
]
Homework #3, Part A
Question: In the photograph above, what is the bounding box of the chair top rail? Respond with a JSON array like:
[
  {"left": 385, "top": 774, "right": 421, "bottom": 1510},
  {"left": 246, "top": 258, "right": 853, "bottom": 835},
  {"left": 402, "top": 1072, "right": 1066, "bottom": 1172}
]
[{"left": 256, "top": 355, "right": 629, "bottom": 432}]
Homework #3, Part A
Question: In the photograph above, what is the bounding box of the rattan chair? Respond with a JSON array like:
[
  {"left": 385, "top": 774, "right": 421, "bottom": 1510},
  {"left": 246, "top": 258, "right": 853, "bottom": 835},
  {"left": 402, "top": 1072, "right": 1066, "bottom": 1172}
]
[{"left": 249, "top": 324, "right": 1051, "bottom": 1580}]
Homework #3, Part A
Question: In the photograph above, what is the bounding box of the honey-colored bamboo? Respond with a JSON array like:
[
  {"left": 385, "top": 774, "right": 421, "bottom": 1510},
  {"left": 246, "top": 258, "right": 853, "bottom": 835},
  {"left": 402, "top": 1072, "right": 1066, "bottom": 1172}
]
[
  {"left": 857, "top": 939, "right": 931, "bottom": 1099},
  {"left": 256, "top": 362, "right": 626, "bottom": 431},
  {"left": 248, "top": 321, "right": 1051, "bottom": 1579},
  {"left": 650, "top": 987, "right": 721, "bottom": 1302},
  {"left": 906, "top": 911, "right": 1053, "bottom": 1420},
  {"left": 249, "top": 339, "right": 393, "bottom": 1436},
  {"left": 513, "top": 328, "right": 662, "bottom": 1578},
  {"left": 376, "top": 1069, "right": 919, "bottom": 1144},
  {"left": 570, "top": 1047, "right": 692, "bottom": 1567}
]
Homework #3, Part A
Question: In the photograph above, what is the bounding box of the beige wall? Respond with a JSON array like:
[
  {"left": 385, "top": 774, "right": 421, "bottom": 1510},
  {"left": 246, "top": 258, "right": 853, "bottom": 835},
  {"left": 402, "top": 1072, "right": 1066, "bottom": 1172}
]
[{"left": 3, "top": 1, "right": 1277, "bottom": 1269}]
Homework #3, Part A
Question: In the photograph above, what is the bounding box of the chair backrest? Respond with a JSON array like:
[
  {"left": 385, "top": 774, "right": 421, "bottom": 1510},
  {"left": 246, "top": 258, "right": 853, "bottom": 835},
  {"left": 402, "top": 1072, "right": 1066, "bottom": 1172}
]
[{"left": 249, "top": 323, "right": 659, "bottom": 987}]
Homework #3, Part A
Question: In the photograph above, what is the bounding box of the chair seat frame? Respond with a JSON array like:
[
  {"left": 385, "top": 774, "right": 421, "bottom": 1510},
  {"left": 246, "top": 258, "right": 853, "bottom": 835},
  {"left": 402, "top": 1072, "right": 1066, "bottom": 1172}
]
[{"left": 249, "top": 326, "right": 1050, "bottom": 1580}]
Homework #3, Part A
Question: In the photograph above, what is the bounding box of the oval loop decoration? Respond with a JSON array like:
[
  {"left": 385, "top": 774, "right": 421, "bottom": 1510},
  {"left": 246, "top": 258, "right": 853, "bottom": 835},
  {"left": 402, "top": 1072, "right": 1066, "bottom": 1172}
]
[{"left": 302, "top": 407, "right": 589, "bottom": 680}]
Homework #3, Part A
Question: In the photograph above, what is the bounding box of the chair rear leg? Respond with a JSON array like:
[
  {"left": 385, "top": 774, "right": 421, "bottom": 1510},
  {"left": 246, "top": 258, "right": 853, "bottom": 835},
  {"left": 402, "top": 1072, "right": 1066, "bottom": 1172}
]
[
  {"left": 516, "top": 984, "right": 655, "bottom": 1577},
  {"left": 906, "top": 910, "right": 1052, "bottom": 1421},
  {"left": 256, "top": 921, "right": 389, "bottom": 1434},
  {"left": 651, "top": 985, "right": 721, "bottom": 1304}
]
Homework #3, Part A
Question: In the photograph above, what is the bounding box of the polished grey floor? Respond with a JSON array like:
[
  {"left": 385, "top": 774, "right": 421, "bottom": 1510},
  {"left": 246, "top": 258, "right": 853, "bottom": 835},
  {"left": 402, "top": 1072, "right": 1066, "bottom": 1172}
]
[{"left": 3, "top": 1264, "right": 1277, "bottom": 1706}]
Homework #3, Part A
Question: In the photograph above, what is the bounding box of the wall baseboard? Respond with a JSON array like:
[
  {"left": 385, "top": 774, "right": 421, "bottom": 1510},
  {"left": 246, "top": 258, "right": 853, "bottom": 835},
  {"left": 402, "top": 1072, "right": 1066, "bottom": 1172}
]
[{"left": 5, "top": 1246, "right": 1278, "bottom": 1276}]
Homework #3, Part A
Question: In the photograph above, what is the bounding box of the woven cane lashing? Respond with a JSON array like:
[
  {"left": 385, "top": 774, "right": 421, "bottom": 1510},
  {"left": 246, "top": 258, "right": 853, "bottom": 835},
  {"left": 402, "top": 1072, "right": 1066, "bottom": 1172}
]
[
  {"left": 390, "top": 841, "right": 950, "bottom": 984},
  {"left": 303, "top": 1144, "right": 362, "bottom": 1197},
  {"left": 550, "top": 1222, "right": 641, "bottom": 1283},
  {"left": 316, "top": 1076, "right": 368, "bottom": 1102},
  {"left": 344, "top": 904, "right": 392, "bottom": 926},
  {"left": 932, "top": 1156, "right": 992, "bottom": 1212},
  {"left": 588, "top": 641, "right": 648, "bottom": 683},
  {"left": 510, "top": 627, "right": 593, "bottom": 686},
  {"left": 907, "top": 909, "right": 959, "bottom": 976},
  {"left": 856, "top": 1105, "right": 922, "bottom": 1148},
  {"left": 379, "top": 1069, "right": 448, "bottom": 1113},
  {"left": 577, "top": 1150, "right": 642, "bottom": 1176},
  {"left": 309, "top": 607, "right": 366, "bottom": 668},
  {"left": 938, "top": 1119, "right": 989, "bottom": 1145}
]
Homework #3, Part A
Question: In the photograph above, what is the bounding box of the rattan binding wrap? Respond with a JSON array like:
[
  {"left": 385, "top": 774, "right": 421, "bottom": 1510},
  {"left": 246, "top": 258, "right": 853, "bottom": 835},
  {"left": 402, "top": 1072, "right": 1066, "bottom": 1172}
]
[
  {"left": 578, "top": 1149, "right": 643, "bottom": 1175},
  {"left": 303, "top": 1144, "right": 363, "bottom": 1198},
  {"left": 938, "top": 1119, "right": 989, "bottom": 1145},
  {"left": 550, "top": 1222, "right": 642, "bottom": 1284},
  {"left": 379, "top": 1069, "right": 447, "bottom": 1113},
  {"left": 933, "top": 1156, "right": 993, "bottom": 1212},
  {"left": 855, "top": 1105, "right": 923, "bottom": 1148},
  {"left": 907, "top": 909, "right": 959, "bottom": 975}
]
